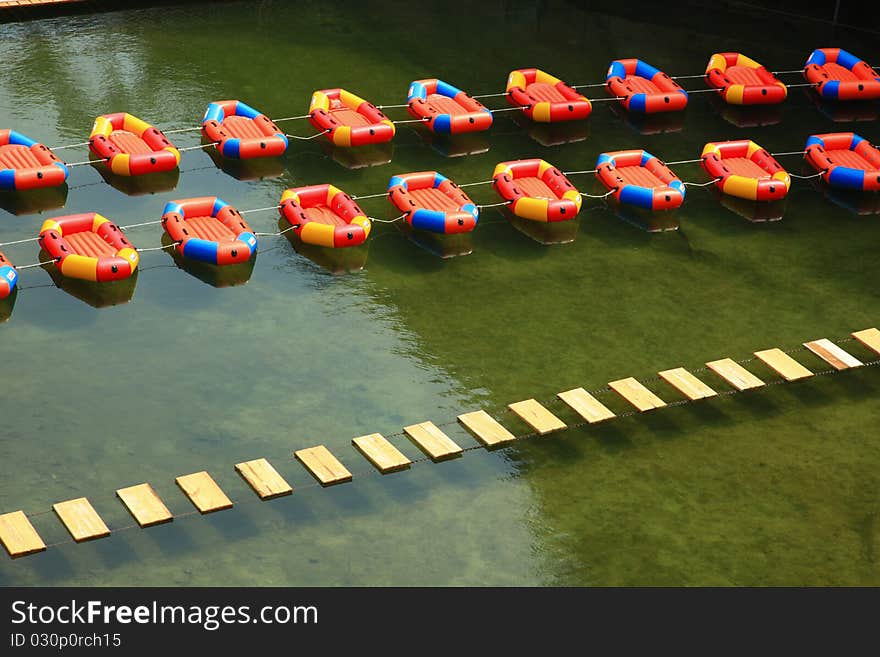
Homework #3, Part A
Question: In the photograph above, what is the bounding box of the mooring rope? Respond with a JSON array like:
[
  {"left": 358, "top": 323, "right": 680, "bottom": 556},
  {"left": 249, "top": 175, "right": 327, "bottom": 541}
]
[
  {"left": 580, "top": 188, "right": 618, "bottom": 199},
  {"left": 563, "top": 169, "right": 598, "bottom": 176},
  {"left": 477, "top": 201, "right": 511, "bottom": 209},
  {"left": 0, "top": 236, "right": 41, "bottom": 247},
  {"left": 12, "top": 258, "right": 59, "bottom": 271},
  {"left": 458, "top": 180, "right": 495, "bottom": 188},
  {"left": 135, "top": 242, "right": 179, "bottom": 253},
  {"left": 177, "top": 143, "right": 218, "bottom": 152},
  {"left": 272, "top": 114, "right": 312, "bottom": 123},
  {"left": 64, "top": 158, "right": 106, "bottom": 167},
  {"left": 48, "top": 140, "right": 92, "bottom": 150},
  {"left": 285, "top": 130, "right": 330, "bottom": 140},
  {"left": 160, "top": 126, "right": 203, "bottom": 134},
  {"left": 351, "top": 192, "right": 389, "bottom": 201},
  {"left": 368, "top": 213, "right": 407, "bottom": 223},
  {"left": 119, "top": 220, "right": 163, "bottom": 231},
  {"left": 684, "top": 178, "right": 722, "bottom": 187},
  {"left": 239, "top": 205, "right": 281, "bottom": 214},
  {"left": 788, "top": 170, "right": 826, "bottom": 180}
]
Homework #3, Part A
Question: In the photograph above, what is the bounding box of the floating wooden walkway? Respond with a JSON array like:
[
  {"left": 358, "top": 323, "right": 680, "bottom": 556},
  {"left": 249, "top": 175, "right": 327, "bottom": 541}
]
[{"left": 3, "top": 328, "right": 878, "bottom": 559}]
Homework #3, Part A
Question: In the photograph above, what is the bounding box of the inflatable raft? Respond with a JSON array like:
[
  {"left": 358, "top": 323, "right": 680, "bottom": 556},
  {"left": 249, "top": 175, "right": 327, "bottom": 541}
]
[
  {"left": 596, "top": 150, "right": 685, "bottom": 210},
  {"left": 0, "top": 129, "right": 68, "bottom": 191},
  {"left": 279, "top": 184, "right": 371, "bottom": 248},
  {"left": 804, "top": 132, "right": 880, "bottom": 191},
  {"left": 38, "top": 213, "right": 139, "bottom": 282},
  {"left": 492, "top": 158, "right": 582, "bottom": 222},
  {"left": 506, "top": 68, "right": 592, "bottom": 122},
  {"left": 202, "top": 100, "right": 288, "bottom": 159},
  {"left": 162, "top": 197, "right": 257, "bottom": 265},
  {"left": 701, "top": 140, "right": 791, "bottom": 201},
  {"left": 406, "top": 79, "right": 493, "bottom": 134},
  {"left": 606, "top": 59, "right": 688, "bottom": 114},
  {"left": 705, "top": 52, "right": 787, "bottom": 105},
  {"left": 0, "top": 251, "right": 17, "bottom": 300},
  {"left": 804, "top": 48, "right": 880, "bottom": 101},
  {"left": 89, "top": 113, "right": 180, "bottom": 176},
  {"left": 309, "top": 88, "right": 395, "bottom": 147},
  {"left": 387, "top": 171, "right": 478, "bottom": 234}
]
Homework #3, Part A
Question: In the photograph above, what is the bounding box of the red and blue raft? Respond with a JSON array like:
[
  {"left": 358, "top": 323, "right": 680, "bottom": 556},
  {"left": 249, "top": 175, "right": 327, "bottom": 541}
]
[
  {"left": 804, "top": 48, "right": 880, "bottom": 101},
  {"left": 805, "top": 132, "right": 880, "bottom": 191},
  {"left": 492, "top": 159, "right": 582, "bottom": 222},
  {"left": 162, "top": 197, "right": 257, "bottom": 265},
  {"left": 89, "top": 113, "right": 180, "bottom": 176},
  {"left": 0, "top": 129, "right": 68, "bottom": 191},
  {"left": 406, "top": 79, "right": 493, "bottom": 134},
  {"left": 596, "top": 150, "right": 685, "bottom": 210},
  {"left": 202, "top": 100, "right": 288, "bottom": 159},
  {"left": 387, "top": 171, "right": 478, "bottom": 234},
  {"left": 705, "top": 52, "right": 787, "bottom": 105},
  {"left": 506, "top": 68, "right": 592, "bottom": 122},
  {"left": 38, "top": 213, "right": 139, "bottom": 282},
  {"left": 0, "top": 251, "right": 18, "bottom": 300},
  {"left": 605, "top": 59, "right": 688, "bottom": 114},
  {"left": 279, "top": 184, "right": 371, "bottom": 248},
  {"left": 701, "top": 140, "right": 791, "bottom": 201},
  {"left": 309, "top": 88, "right": 395, "bottom": 147}
]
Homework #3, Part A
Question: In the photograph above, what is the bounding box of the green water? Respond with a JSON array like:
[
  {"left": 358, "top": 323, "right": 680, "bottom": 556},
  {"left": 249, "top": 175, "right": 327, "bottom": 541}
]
[{"left": 0, "top": 1, "right": 878, "bottom": 586}]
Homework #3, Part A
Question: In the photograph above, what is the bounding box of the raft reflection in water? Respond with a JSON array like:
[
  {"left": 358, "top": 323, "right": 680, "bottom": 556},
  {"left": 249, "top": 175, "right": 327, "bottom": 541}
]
[
  {"left": 0, "top": 288, "right": 16, "bottom": 323},
  {"left": 605, "top": 197, "right": 680, "bottom": 232},
  {"left": 714, "top": 189, "right": 787, "bottom": 222},
  {"left": 396, "top": 221, "right": 473, "bottom": 259},
  {"left": 0, "top": 184, "right": 68, "bottom": 216},
  {"left": 93, "top": 161, "right": 180, "bottom": 196},
  {"left": 40, "top": 250, "right": 138, "bottom": 307},
  {"left": 161, "top": 233, "right": 256, "bottom": 287}
]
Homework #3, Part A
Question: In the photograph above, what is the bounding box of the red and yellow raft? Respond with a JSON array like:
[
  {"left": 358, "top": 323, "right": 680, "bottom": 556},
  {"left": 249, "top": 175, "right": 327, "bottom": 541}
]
[
  {"left": 89, "top": 113, "right": 180, "bottom": 176},
  {"left": 700, "top": 140, "right": 791, "bottom": 201},
  {"left": 705, "top": 53, "right": 787, "bottom": 105},
  {"left": 506, "top": 68, "right": 592, "bottom": 122},
  {"left": 38, "top": 213, "right": 139, "bottom": 282},
  {"left": 309, "top": 88, "right": 395, "bottom": 147},
  {"left": 492, "top": 159, "right": 582, "bottom": 222},
  {"left": 279, "top": 184, "right": 371, "bottom": 248}
]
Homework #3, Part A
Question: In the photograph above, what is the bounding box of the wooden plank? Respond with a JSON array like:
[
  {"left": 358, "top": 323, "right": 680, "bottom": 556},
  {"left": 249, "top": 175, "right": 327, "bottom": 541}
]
[
  {"left": 403, "top": 421, "right": 462, "bottom": 462},
  {"left": 557, "top": 388, "right": 616, "bottom": 424},
  {"left": 52, "top": 497, "right": 110, "bottom": 543},
  {"left": 352, "top": 433, "right": 411, "bottom": 473},
  {"left": 608, "top": 377, "right": 667, "bottom": 412},
  {"left": 457, "top": 410, "right": 517, "bottom": 447},
  {"left": 175, "top": 471, "right": 233, "bottom": 514},
  {"left": 658, "top": 367, "right": 717, "bottom": 400},
  {"left": 852, "top": 327, "right": 880, "bottom": 356},
  {"left": 116, "top": 483, "right": 173, "bottom": 528},
  {"left": 754, "top": 348, "right": 813, "bottom": 381},
  {"left": 507, "top": 399, "right": 567, "bottom": 435},
  {"left": 235, "top": 458, "right": 293, "bottom": 500},
  {"left": 295, "top": 445, "right": 353, "bottom": 486},
  {"left": 0, "top": 511, "right": 46, "bottom": 558},
  {"left": 804, "top": 339, "right": 863, "bottom": 371},
  {"left": 706, "top": 358, "right": 765, "bottom": 391}
]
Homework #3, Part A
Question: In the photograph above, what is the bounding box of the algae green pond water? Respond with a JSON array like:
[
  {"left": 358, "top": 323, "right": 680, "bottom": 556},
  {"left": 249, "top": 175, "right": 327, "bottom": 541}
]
[{"left": 0, "top": 1, "right": 878, "bottom": 586}]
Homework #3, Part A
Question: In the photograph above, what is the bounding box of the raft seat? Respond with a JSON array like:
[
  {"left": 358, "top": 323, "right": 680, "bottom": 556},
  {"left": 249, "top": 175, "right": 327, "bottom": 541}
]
[
  {"left": 624, "top": 77, "right": 662, "bottom": 94},
  {"left": 220, "top": 115, "right": 269, "bottom": 140},
  {"left": 186, "top": 216, "right": 237, "bottom": 242},
  {"left": 0, "top": 145, "right": 42, "bottom": 169},
  {"left": 424, "top": 94, "right": 470, "bottom": 116},
  {"left": 408, "top": 187, "right": 460, "bottom": 212},
  {"left": 108, "top": 131, "right": 153, "bottom": 155},
  {"left": 303, "top": 204, "right": 351, "bottom": 227},
  {"left": 617, "top": 166, "right": 664, "bottom": 188},
  {"left": 514, "top": 176, "right": 555, "bottom": 199},
  {"left": 65, "top": 231, "right": 116, "bottom": 258},
  {"left": 821, "top": 63, "right": 860, "bottom": 82},
  {"left": 825, "top": 149, "right": 872, "bottom": 169},
  {"left": 328, "top": 107, "right": 373, "bottom": 128},
  {"left": 723, "top": 66, "right": 764, "bottom": 86},
  {"left": 722, "top": 157, "right": 772, "bottom": 178},
  {"left": 525, "top": 82, "right": 568, "bottom": 103}
]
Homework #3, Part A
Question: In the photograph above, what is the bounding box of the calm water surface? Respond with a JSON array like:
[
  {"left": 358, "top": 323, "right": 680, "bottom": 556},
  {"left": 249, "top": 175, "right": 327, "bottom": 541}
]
[{"left": 0, "top": 1, "right": 878, "bottom": 585}]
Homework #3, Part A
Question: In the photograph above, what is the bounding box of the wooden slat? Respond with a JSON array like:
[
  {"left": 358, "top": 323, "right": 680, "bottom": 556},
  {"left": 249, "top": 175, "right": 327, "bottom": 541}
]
[
  {"left": 352, "top": 433, "right": 411, "bottom": 473},
  {"left": 175, "top": 471, "right": 233, "bottom": 514},
  {"left": 658, "top": 367, "right": 717, "bottom": 400},
  {"left": 0, "top": 511, "right": 46, "bottom": 558},
  {"left": 754, "top": 348, "right": 813, "bottom": 381},
  {"left": 458, "top": 410, "right": 517, "bottom": 447},
  {"left": 116, "top": 484, "right": 173, "bottom": 528},
  {"left": 804, "top": 339, "right": 863, "bottom": 371},
  {"left": 403, "top": 421, "right": 462, "bottom": 462},
  {"left": 852, "top": 328, "right": 880, "bottom": 356},
  {"left": 557, "top": 388, "right": 616, "bottom": 424},
  {"left": 608, "top": 377, "right": 667, "bottom": 412},
  {"left": 235, "top": 458, "right": 293, "bottom": 500},
  {"left": 706, "top": 358, "right": 765, "bottom": 391},
  {"left": 507, "top": 399, "right": 567, "bottom": 435},
  {"left": 52, "top": 497, "right": 110, "bottom": 542},
  {"left": 295, "top": 445, "right": 353, "bottom": 486}
]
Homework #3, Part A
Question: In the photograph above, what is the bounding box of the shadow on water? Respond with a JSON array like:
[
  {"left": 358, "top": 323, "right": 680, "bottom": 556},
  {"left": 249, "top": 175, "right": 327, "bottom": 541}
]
[
  {"left": 0, "top": 185, "right": 68, "bottom": 216},
  {"left": 94, "top": 163, "right": 180, "bottom": 196},
  {"left": 161, "top": 233, "right": 256, "bottom": 287},
  {"left": 0, "top": 288, "right": 17, "bottom": 322},
  {"left": 278, "top": 217, "right": 370, "bottom": 274},
  {"left": 40, "top": 253, "right": 138, "bottom": 308}
]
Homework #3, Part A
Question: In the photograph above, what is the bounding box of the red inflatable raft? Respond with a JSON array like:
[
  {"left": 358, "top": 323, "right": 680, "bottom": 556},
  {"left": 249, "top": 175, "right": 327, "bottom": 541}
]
[
  {"left": 0, "top": 129, "right": 68, "bottom": 191},
  {"left": 38, "top": 213, "right": 139, "bottom": 282},
  {"left": 279, "top": 184, "right": 371, "bottom": 248},
  {"left": 804, "top": 48, "right": 880, "bottom": 101},
  {"left": 406, "top": 79, "right": 493, "bottom": 134},
  {"left": 162, "top": 197, "right": 257, "bottom": 266},
  {"left": 201, "top": 100, "right": 288, "bottom": 159},
  {"left": 605, "top": 59, "right": 688, "bottom": 114},
  {"left": 595, "top": 150, "right": 685, "bottom": 210},
  {"left": 506, "top": 68, "right": 592, "bottom": 122},
  {"left": 387, "top": 171, "right": 478, "bottom": 234},
  {"left": 0, "top": 250, "right": 17, "bottom": 300},
  {"left": 309, "top": 88, "right": 395, "bottom": 147},
  {"left": 804, "top": 132, "right": 880, "bottom": 192},
  {"left": 492, "top": 159, "right": 582, "bottom": 222},
  {"left": 705, "top": 52, "right": 787, "bottom": 105},
  {"left": 89, "top": 113, "right": 180, "bottom": 176},
  {"left": 700, "top": 140, "right": 791, "bottom": 201}
]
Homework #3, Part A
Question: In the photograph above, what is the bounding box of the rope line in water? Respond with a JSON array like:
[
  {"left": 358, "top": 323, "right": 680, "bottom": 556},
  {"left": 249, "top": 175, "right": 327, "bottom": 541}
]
[
  {"left": 580, "top": 189, "right": 617, "bottom": 199},
  {"left": 684, "top": 178, "right": 722, "bottom": 187},
  {"left": 239, "top": 205, "right": 281, "bottom": 214},
  {"left": 285, "top": 130, "right": 330, "bottom": 140},
  {"left": 477, "top": 201, "right": 511, "bottom": 209},
  {"left": 12, "top": 258, "right": 59, "bottom": 271},
  {"left": 48, "top": 140, "right": 91, "bottom": 150},
  {"left": 368, "top": 213, "right": 406, "bottom": 223},
  {"left": 119, "top": 219, "right": 163, "bottom": 231},
  {"left": 788, "top": 170, "right": 826, "bottom": 180},
  {"left": 135, "top": 243, "right": 179, "bottom": 253},
  {"left": 160, "top": 126, "right": 203, "bottom": 134},
  {"left": 272, "top": 114, "right": 312, "bottom": 123},
  {"left": 177, "top": 143, "right": 217, "bottom": 152},
  {"left": 458, "top": 180, "right": 495, "bottom": 188},
  {"left": 351, "top": 192, "right": 389, "bottom": 201}
]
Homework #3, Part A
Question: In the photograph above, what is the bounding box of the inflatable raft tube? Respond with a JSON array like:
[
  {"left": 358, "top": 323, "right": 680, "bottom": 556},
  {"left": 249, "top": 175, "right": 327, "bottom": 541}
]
[
  {"left": 492, "top": 158, "right": 582, "bottom": 222},
  {"left": 309, "top": 88, "right": 395, "bottom": 147},
  {"left": 804, "top": 48, "right": 880, "bottom": 101},
  {"left": 202, "top": 100, "right": 288, "bottom": 159},
  {"left": 701, "top": 139, "right": 791, "bottom": 201},
  {"left": 0, "top": 129, "right": 68, "bottom": 191},
  {"left": 162, "top": 197, "right": 257, "bottom": 266},
  {"left": 606, "top": 59, "right": 688, "bottom": 114},
  {"left": 89, "top": 113, "right": 180, "bottom": 176},
  {"left": 506, "top": 68, "right": 592, "bottom": 122},
  {"left": 279, "top": 184, "right": 371, "bottom": 248},
  {"left": 387, "top": 171, "right": 478, "bottom": 234},
  {"left": 0, "top": 250, "right": 18, "bottom": 300},
  {"left": 407, "top": 78, "right": 493, "bottom": 134},
  {"left": 804, "top": 132, "right": 880, "bottom": 191},
  {"left": 705, "top": 52, "right": 787, "bottom": 105},
  {"left": 38, "top": 213, "right": 139, "bottom": 282},
  {"left": 595, "top": 150, "right": 685, "bottom": 210}
]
